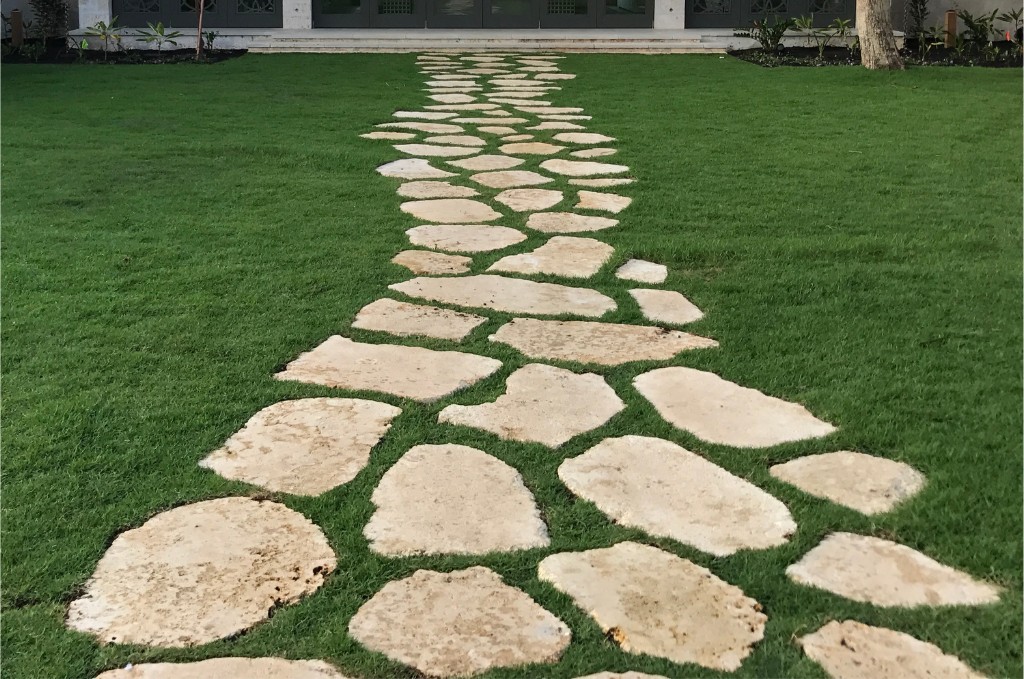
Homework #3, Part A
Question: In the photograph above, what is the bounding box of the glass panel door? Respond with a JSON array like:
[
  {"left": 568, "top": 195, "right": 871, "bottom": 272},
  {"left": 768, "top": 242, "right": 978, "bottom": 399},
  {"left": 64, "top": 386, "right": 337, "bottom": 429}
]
[
  {"left": 371, "top": 0, "right": 426, "bottom": 26},
  {"left": 428, "top": 0, "right": 483, "bottom": 27},
  {"left": 598, "top": 0, "right": 652, "bottom": 26},
  {"left": 314, "top": 0, "right": 369, "bottom": 27},
  {"left": 169, "top": 0, "right": 227, "bottom": 28},
  {"left": 483, "top": 0, "right": 538, "bottom": 27},
  {"left": 540, "top": 0, "right": 597, "bottom": 27}
]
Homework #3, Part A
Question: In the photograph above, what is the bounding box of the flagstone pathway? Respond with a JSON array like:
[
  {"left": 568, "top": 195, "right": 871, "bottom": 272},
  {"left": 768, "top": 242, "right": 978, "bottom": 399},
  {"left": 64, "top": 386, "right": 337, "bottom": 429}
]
[{"left": 71, "top": 53, "right": 1001, "bottom": 679}]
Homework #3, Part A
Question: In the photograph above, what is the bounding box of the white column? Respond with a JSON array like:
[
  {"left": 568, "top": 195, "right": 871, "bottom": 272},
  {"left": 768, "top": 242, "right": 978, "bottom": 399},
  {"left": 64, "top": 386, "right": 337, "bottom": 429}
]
[
  {"left": 653, "top": 0, "right": 686, "bottom": 28},
  {"left": 79, "top": 0, "right": 111, "bottom": 28},
  {"left": 283, "top": 0, "right": 312, "bottom": 28}
]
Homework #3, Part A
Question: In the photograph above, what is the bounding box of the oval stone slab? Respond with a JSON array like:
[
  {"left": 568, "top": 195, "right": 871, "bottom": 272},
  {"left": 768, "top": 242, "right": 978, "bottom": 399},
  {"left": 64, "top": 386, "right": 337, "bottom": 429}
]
[
  {"left": 448, "top": 154, "right": 525, "bottom": 170},
  {"left": 397, "top": 181, "right": 478, "bottom": 199},
  {"left": 494, "top": 188, "right": 564, "bottom": 212},
  {"left": 553, "top": 132, "right": 616, "bottom": 144},
  {"left": 95, "top": 658, "right": 351, "bottom": 679},
  {"left": 394, "top": 144, "right": 481, "bottom": 158},
  {"left": 469, "top": 170, "right": 553, "bottom": 188},
  {"left": 540, "top": 159, "right": 629, "bottom": 176},
  {"left": 487, "top": 236, "right": 612, "bottom": 278},
  {"left": 499, "top": 142, "right": 566, "bottom": 155},
  {"left": 527, "top": 212, "right": 619, "bottom": 233},
  {"left": 577, "top": 190, "right": 632, "bottom": 214},
  {"left": 391, "top": 249, "right": 472, "bottom": 275},
  {"left": 67, "top": 498, "right": 335, "bottom": 647},
  {"left": 378, "top": 122, "right": 464, "bottom": 134},
  {"left": 400, "top": 198, "right": 502, "bottom": 223},
  {"left": 406, "top": 224, "right": 527, "bottom": 253},
  {"left": 377, "top": 158, "right": 456, "bottom": 180},
  {"left": 629, "top": 288, "right": 704, "bottom": 325},
  {"left": 352, "top": 298, "right": 486, "bottom": 342}
]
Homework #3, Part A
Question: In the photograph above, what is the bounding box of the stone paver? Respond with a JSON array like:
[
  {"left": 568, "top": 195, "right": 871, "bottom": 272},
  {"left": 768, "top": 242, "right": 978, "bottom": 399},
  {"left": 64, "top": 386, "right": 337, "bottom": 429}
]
[
  {"left": 379, "top": 121, "right": 464, "bottom": 133},
  {"left": 377, "top": 158, "right": 456, "bottom": 180},
  {"left": 499, "top": 142, "right": 566, "bottom": 155},
  {"left": 500, "top": 133, "right": 534, "bottom": 142},
  {"left": 540, "top": 159, "right": 630, "bottom": 176},
  {"left": 400, "top": 198, "right": 502, "bottom": 223},
  {"left": 477, "top": 125, "right": 518, "bottom": 135},
  {"left": 538, "top": 542, "right": 766, "bottom": 671},
  {"left": 439, "top": 363, "right": 624, "bottom": 448},
  {"left": 448, "top": 154, "right": 525, "bottom": 171},
  {"left": 423, "top": 134, "right": 488, "bottom": 147},
  {"left": 427, "top": 103, "right": 500, "bottom": 111},
  {"left": 349, "top": 567, "right": 570, "bottom": 677},
  {"left": 391, "top": 249, "right": 472, "bottom": 275},
  {"left": 406, "top": 223, "right": 526, "bottom": 252},
  {"left": 275, "top": 335, "right": 501, "bottom": 402},
  {"left": 574, "top": 675, "right": 668, "bottom": 679},
  {"left": 364, "top": 443, "right": 549, "bottom": 555},
  {"left": 452, "top": 117, "right": 530, "bottom": 125},
  {"left": 394, "top": 110, "right": 458, "bottom": 119},
  {"left": 67, "top": 498, "right": 335, "bottom": 647},
  {"left": 572, "top": 147, "right": 617, "bottom": 159},
  {"left": 488, "top": 236, "right": 612, "bottom": 278},
  {"left": 527, "top": 212, "right": 619, "bottom": 233},
  {"left": 529, "top": 121, "right": 586, "bottom": 130},
  {"left": 352, "top": 298, "right": 486, "bottom": 341},
  {"left": 397, "top": 181, "right": 478, "bottom": 199},
  {"left": 629, "top": 288, "right": 703, "bottom": 324},
  {"left": 470, "top": 170, "right": 553, "bottom": 188},
  {"left": 786, "top": 532, "right": 1001, "bottom": 607},
  {"left": 616, "top": 259, "right": 667, "bottom": 283},
  {"left": 394, "top": 143, "right": 481, "bottom": 158},
  {"left": 361, "top": 131, "right": 416, "bottom": 140},
  {"left": 94, "top": 658, "right": 350, "bottom": 679},
  {"left": 494, "top": 188, "right": 564, "bottom": 212},
  {"left": 577, "top": 190, "right": 632, "bottom": 214},
  {"left": 553, "top": 132, "right": 616, "bottom": 144},
  {"left": 570, "top": 178, "right": 634, "bottom": 187}
]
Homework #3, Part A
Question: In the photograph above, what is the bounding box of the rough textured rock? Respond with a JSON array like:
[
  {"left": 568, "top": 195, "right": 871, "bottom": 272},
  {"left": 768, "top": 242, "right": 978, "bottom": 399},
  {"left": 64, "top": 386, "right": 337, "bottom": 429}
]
[
  {"left": 577, "top": 191, "right": 632, "bottom": 214},
  {"left": 487, "top": 236, "right": 612, "bottom": 278},
  {"left": 499, "top": 142, "right": 566, "bottom": 155},
  {"left": 364, "top": 444, "right": 549, "bottom": 555},
  {"left": 349, "top": 567, "right": 570, "bottom": 677},
  {"left": 199, "top": 398, "right": 400, "bottom": 495},
  {"left": 770, "top": 451, "right": 926, "bottom": 515},
  {"left": 553, "top": 132, "right": 616, "bottom": 144},
  {"left": 439, "top": 363, "right": 624, "bottom": 448},
  {"left": 516, "top": 107, "right": 584, "bottom": 115},
  {"left": 500, "top": 133, "right": 534, "bottom": 142},
  {"left": 633, "top": 366, "right": 837, "bottom": 448},
  {"left": 423, "top": 134, "right": 487, "bottom": 147},
  {"left": 406, "top": 224, "right": 527, "bottom": 253},
  {"left": 538, "top": 542, "right": 766, "bottom": 671},
  {"left": 94, "top": 658, "right": 349, "bottom": 679},
  {"left": 394, "top": 143, "right": 481, "bottom": 158},
  {"left": 494, "top": 188, "right": 564, "bottom": 212},
  {"left": 377, "top": 158, "right": 456, "bottom": 180},
  {"left": 361, "top": 131, "right": 416, "bottom": 140},
  {"left": 786, "top": 532, "right": 1002, "bottom": 607},
  {"left": 426, "top": 103, "right": 501, "bottom": 111},
  {"left": 540, "top": 159, "right": 630, "bottom": 176},
  {"left": 379, "top": 121, "right": 464, "bottom": 134},
  {"left": 630, "top": 289, "right": 703, "bottom": 325},
  {"left": 400, "top": 198, "right": 502, "bottom": 223},
  {"left": 390, "top": 275, "right": 616, "bottom": 318},
  {"left": 536, "top": 72, "right": 575, "bottom": 79},
  {"left": 393, "top": 110, "right": 458, "bottom": 119},
  {"left": 391, "top": 249, "right": 472, "bottom": 275},
  {"left": 798, "top": 621, "right": 986, "bottom": 679},
  {"left": 397, "top": 181, "right": 478, "bottom": 199},
  {"left": 570, "top": 178, "right": 634, "bottom": 187},
  {"left": 450, "top": 155, "right": 525, "bottom": 172},
  {"left": 574, "top": 675, "right": 668, "bottom": 679},
  {"left": 66, "top": 498, "right": 335, "bottom": 647},
  {"left": 470, "top": 170, "right": 554, "bottom": 188},
  {"left": 526, "top": 212, "right": 619, "bottom": 233},
  {"left": 529, "top": 121, "right": 586, "bottom": 130},
  {"left": 571, "top": 147, "right": 618, "bottom": 159},
  {"left": 476, "top": 125, "right": 519, "bottom": 135},
  {"left": 452, "top": 116, "right": 530, "bottom": 124},
  {"left": 352, "top": 298, "right": 486, "bottom": 341},
  {"left": 616, "top": 259, "right": 667, "bottom": 283},
  {"left": 275, "top": 335, "right": 501, "bottom": 402},
  {"left": 490, "top": 319, "right": 717, "bottom": 365},
  {"left": 540, "top": 113, "right": 591, "bottom": 120}
]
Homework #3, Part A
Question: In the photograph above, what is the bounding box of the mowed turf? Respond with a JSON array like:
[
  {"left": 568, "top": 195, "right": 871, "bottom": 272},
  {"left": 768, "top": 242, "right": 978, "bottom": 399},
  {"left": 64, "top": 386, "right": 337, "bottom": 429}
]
[{"left": 1, "top": 54, "right": 1020, "bottom": 679}]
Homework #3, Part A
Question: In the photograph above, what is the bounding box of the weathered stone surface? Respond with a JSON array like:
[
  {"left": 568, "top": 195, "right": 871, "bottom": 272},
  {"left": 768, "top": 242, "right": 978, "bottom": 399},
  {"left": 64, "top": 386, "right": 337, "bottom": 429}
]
[
  {"left": 352, "top": 298, "right": 486, "bottom": 341},
  {"left": 798, "top": 621, "right": 986, "bottom": 679},
  {"left": 526, "top": 212, "right": 619, "bottom": 233},
  {"left": 499, "top": 142, "right": 566, "bottom": 155},
  {"left": 400, "top": 198, "right": 502, "bottom": 223},
  {"left": 616, "top": 259, "right": 666, "bottom": 283},
  {"left": 199, "top": 398, "right": 400, "bottom": 495},
  {"left": 275, "top": 336, "right": 501, "bottom": 402},
  {"left": 494, "top": 188, "right": 564, "bottom": 212},
  {"left": 500, "top": 133, "right": 534, "bottom": 142},
  {"left": 439, "top": 364, "right": 624, "bottom": 448},
  {"left": 576, "top": 190, "right": 632, "bottom": 214},
  {"left": 397, "top": 181, "right": 478, "bottom": 199},
  {"left": 391, "top": 249, "right": 472, "bottom": 275},
  {"left": 407, "top": 224, "right": 527, "bottom": 253},
  {"left": 560, "top": 436, "right": 794, "bottom": 555},
  {"left": 448, "top": 154, "right": 525, "bottom": 170},
  {"left": 364, "top": 444, "right": 549, "bottom": 555},
  {"left": 770, "top": 451, "right": 926, "bottom": 515},
  {"left": 67, "top": 498, "right": 335, "bottom": 647},
  {"left": 540, "top": 113, "right": 591, "bottom": 120},
  {"left": 493, "top": 98, "right": 553, "bottom": 106},
  {"left": 529, "top": 121, "right": 586, "bottom": 130},
  {"left": 361, "top": 131, "right": 416, "bottom": 140},
  {"left": 377, "top": 158, "right": 456, "bottom": 180},
  {"left": 553, "top": 132, "right": 616, "bottom": 144},
  {"left": 94, "top": 658, "right": 350, "bottom": 679},
  {"left": 574, "top": 674, "right": 667, "bottom": 679},
  {"left": 536, "top": 72, "right": 575, "bottom": 79},
  {"left": 379, "top": 121, "right": 464, "bottom": 134},
  {"left": 391, "top": 275, "right": 616, "bottom": 318},
  {"left": 477, "top": 125, "right": 519, "bottom": 135},
  {"left": 630, "top": 289, "right": 703, "bottom": 325},
  {"left": 349, "top": 567, "right": 570, "bottom": 677},
  {"left": 484, "top": 90, "right": 549, "bottom": 98},
  {"left": 570, "top": 178, "right": 634, "bottom": 187},
  {"left": 452, "top": 116, "right": 529, "bottom": 124},
  {"left": 426, "top": 80, "right": 479, "bottom": 88},
  {"left": 517, "top": 106, "right": 584, "bottom": 114},
  {"left": 426, "top": 103, "right": 501, "bottom": 111},
  {"left": 571, "top": 147, "right": 617, "bottom": 159},
  {"left": 538, "top": 542, "right": 766, "bottom": 671},
  {"left": 393, "top": 110, "right": 458, "bottom": 119},
  {"left": 540, "top": 159, "right": 629, "bottom": 176},
  {"left": 491, "top": 319, "right": 717, "bottom": 365},
  {"left": 786, "top": 532, "right": 1002, "bottom": 607},
  {"left": 470, "top": 170, "right": 554, "bottom": 188},
  {"left": 423, "top": 134, "right": 487, "bottom": 147},
  {"left": 394, "top": 143, "right": 481, "bottom": 158},
  {"left": 488, "top": 236, "right": 612, "bottom": 278}
]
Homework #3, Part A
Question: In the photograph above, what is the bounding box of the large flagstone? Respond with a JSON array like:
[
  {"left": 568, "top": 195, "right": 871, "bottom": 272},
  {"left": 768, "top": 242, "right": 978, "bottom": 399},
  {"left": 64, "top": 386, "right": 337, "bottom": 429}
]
[
  {"left": 494, "top": 188, "right": 564, "bottom": 212},
  {"left": 629, "top": 288, "right": 703, "bottom": 324},
  {"left": 400, "top": 198, "right": 502, "bottom": 223},
  {"left": 577, "top": 190, "right": 632, "bottom": 214},
  {"left": 616, "top": 259, "right": 667, "bottom": 283},
  {"left": 499, "top": 142, "right": 566, "bottom": 155},
  {"left": 526, "top": 212, "right": 619, "bottom": 233},
  {"left": 377, "top": 158, "right": 456, "bottom": 180},
  {"left": 394, "top": 143, "right": 481, "bottom": 158},
  {"left": 379, "top": 121, "right": 464, "bottom": 134},
  {"left": 397, "top": 181, "right": 478, "bottom": 199},
  {"left": 449, "top": 154, "right": 525, "bottom": 170},
  {"left": 391, "top": 249, "right": 472, "bottom": 275},
  {"left": 554, "top": 132, "right": 616, "bottom": 144},
  {"left": 487, "top": 236, "right": 612, "bottom": 278},
  {"left": 540, "top": 158, "right": 629, "bottom": 176},
  {"left": 94, "top": 658, "right": 350, "bottom": 679},
  {"left": 470, "top": 170, "right": 554, "bottom": 188},
  {"left": 352, "top": 298, "right": 486, "bottom": 341},
  {"left": 406, "top": 224, "right": 527, "bottom": 252}
]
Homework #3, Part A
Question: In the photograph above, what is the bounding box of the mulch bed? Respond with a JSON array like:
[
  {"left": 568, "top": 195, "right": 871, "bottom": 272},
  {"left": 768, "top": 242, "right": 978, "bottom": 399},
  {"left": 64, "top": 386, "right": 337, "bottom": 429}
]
[
  {"left": 2, "top": 40, "right": 246, "bottom": 64},
  {"left": 730, "top": 43, "right": 1023, "bottom": 67}
]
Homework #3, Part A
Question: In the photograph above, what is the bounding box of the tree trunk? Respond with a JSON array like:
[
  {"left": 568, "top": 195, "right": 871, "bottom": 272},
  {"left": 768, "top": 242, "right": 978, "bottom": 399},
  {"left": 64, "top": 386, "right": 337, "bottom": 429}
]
[
  {"left": 195, "top": 0, "right": 205, "bottom": 59},
  {"left": 857, "top": 0, "right": 904, "bottom": 69}
]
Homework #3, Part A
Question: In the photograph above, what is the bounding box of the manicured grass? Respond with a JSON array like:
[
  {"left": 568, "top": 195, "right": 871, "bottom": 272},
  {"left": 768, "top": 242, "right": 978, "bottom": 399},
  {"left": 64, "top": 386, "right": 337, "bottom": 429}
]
[{"left": 2, "top": 54, "right": 1021, "bottom": 679}]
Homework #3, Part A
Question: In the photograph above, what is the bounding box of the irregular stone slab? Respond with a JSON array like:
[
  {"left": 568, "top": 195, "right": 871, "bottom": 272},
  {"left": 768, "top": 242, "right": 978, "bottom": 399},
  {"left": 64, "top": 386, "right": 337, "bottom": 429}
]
[
  {"left": 518, "top": 66, "right": 559, "bottom": 72},
  {"left": 484, "top": 90, "right": 549, "bottom": 99},
  {"left": 634, "top": 367, "right": 836, "bottom": 447},
  {"left": 400, "top": 198, "right": 502, "bottom": 223},
  {"left": 630, "top": 288, "right": 703, "bottom": 325},
  {"left": 529, "top": 121, "right": 586, "bottom": 130},
  {"left": 470, "top": 170, "right": 553, "bottom": 188},
  {"left": 426, "top": 80, "right": 479, "bottom": 88},
  {"left": 393, "top": 110, "right": 458, "bottom": 119},
  {"left": 462, "top": 67, "right": 510, "bottom": 74},
  {"left": 491, "top": 98, "right": 553, "bottom": 106},
  {"left": 553, "top": 132, "right": 616, "bottom": 144},
  {"left": 432, "top": 73, "right": 481, "bottom": 79},
  {"left": 491, "top": 319, "right": 717, "bottom": 366},
  {"left": 394, "top": 144, "right": 481, "bottom": 158},
  {"left": 527, "top": 212, "right": 619, "bottom": 234},
  {"left": 391, "top": 275, "right": 616, "bottom": 318},
  {"left": 397, "top": 181, "right": 478, "bottom": 199},
  {"left": 377, "top": 158, "right": 456, "bottom": 180},
  {"left": 541, "top": 113, "right": 592, "bottom": 120},
  {"left": 538, "top": 542, "right": 766, "bottom": 671},
  {"left": 616, "top": 258, "right": 667, "bottom": 283},
  {"left": 452, "top": 117, "right": 529, "bottom": 125},
  {"left": 379, "top": 121, "right": 464, "bottom": 134},
  {"left": 572, "top": 147, "right": 617, "bottom": 159},
  {"left": 577, "top": 190, "right": 632, "bottom": 214},
  {"left": 349, "top": 567, "right": 570, "bottom": 677},
  {"left": 488, "top": 236, "right": 611, "bottom": 278},
  {"left": 540, "top": 158, "right": 629, "bottom": 176},
  {"left": 798, "top": 620, "right": 986, "bottom": 679},
  {"left": 365, "top": 444, "right": 549, "bottom": 555},
  {"left": 516, "top": 106, "right": 584, "bottom": 114},
  {"left": 200, "top": 398, "right": 400, "bottom": 495},
  {"left": 439, "top": 364, "right": 624, "bottom": 448},
  {"left": 575, "top": 675, "right": 668, "bottom": 679},
  {"left": 407, "top": 224, "right": 527, "bottom": 253},
  {"left": 276, "top": 336, "right": 501, "bottom": 402},
  {"left": 477, "top": 125, "right": 518, "bottom": 135},
  {"left": 352, "top": 298, "right": 485, "bottom": 341},
  {"left": 771, "top": 451, "right": 926, "bottom": 515},
  {"left": 449, "top": 154, "right": 525, "bottom": 170},
  {"left": 95, "top": 658, "right": 350, "bottom": 679},
  {"left": 786, "top": 532, "right": 1001, "bottom": 607},
  {"left": 494, "top": 188, "right": 564, "bottom": 212},
  {"left": 391, "top": 249, "right": 472, "bottom": 275},
  {"left": 536, "top": 72, "right": 576, "bottom": 79},
  {"left": 570, "top": 177, "right": 635, "bottom": 187},
  {"left": 500, "top": 134, "right": 534, "bottom": 142},
  {"left": 499, "top": 142, "right": 566, "bottom": 155},
  {"left": 423, "top": 134, "right": 487, "bottom": 147},
  {"left": 361, "top": 131, "right": 416, "bottom": 141},
  {"left": 66, "top": 498, "right": 335, "bottom": 647},
  {"left": 426, "top": 103, "right": 501, "bottom": 111}
]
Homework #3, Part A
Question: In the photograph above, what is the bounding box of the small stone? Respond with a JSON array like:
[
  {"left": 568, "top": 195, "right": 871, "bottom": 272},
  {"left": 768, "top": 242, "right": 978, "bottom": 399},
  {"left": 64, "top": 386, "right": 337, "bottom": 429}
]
[
  {"left": 391, "top": 249, "right": 472, "bottom": 275},
  {"left": 378, "top": 121, "right": 464, "bottom": 133},
  {"left": 94, "top": 658, "right": 350, "bottom": 679},
  {"left": 538, "top": 542, "right": 766, "bottom": 671},
  {"left": 553, "top": 132, "right": 616, "bottom": 144},
  {"left": 439, "top": 363, "right": 624, "bottom": 448},
  {"left": 477, "top": 126, "right": 518, "bottom": 135},
  {"left": 494, "top": 188, "right": 564, "bottom": 212},
  {"left": 786, "top": 532, "right": 1002, "bottom": 607},
  {"left": 394, "top": 144, "right": 481, "bottom": 158},
  {"left": 361, "top": 131, "right": 416, "bottom": 140},
  {"left": 798, "top": 620, "right": 986, "bottom": 679},
  {"left": 448, "top": 154, "right": 525, "bottom": 170},
  {"left": 393, "top": 110, "right": 458, "bottom": 119},
  {"left": 488, "top": 236, "right": 612, "bottom": 278},
  {"left": 470, "top": 170, "right": 554, "bottom": 188},
  {"left": 571, "top": 147, "right": 617, "bottom": 158},
  {"left": 66, "top": 498, "right": 335, "bottom": 647},
  {"left": 484, "top": 90, "right": 549, "bottom": 99},
  {"left": 426, "top": 103, "right": 500, "bottom": 111},
  {"left": 527, "top": 212, "right": 619, "bottom": 234},
  {"left": 423, "top": 134, "right": 487, "bottom": 146},
  {"left": 452, "top": 116, "right": 529, "bottom": 124},
  {"left": 630, "top": 288, "right": 703, "bottom": 324},
  {"left": 275, "top": 336, "right": 501, "bottom": 402},
  {"left": 349, "top": 567, "right": 570, "bottom": 677},
  {"left": 400, "top": 198, "right": 502, "bottom": 223},
  {"left": 616, "top": 259, "right": 666, "bottom": 283},
  {"left": 536, "top": 72, "right": 575, "bottom": 79},
  {"left": 529, "top": 121, "right": 586, "bottom": 130},
  {"left": 577, "top": 190, "right": 632, "bottom": 213},
  {"left": 540, "top": 158, "right": 629, "bottom": 176},
  {"left": 426, "top": 80, "right": 478, "bottom": 88},
  {"left": 352, "top": 298, "right": 486, "bottom": 341},
  {"left": 397, "top": 181, "right": 478, "bottom": 199},
  {"left": 634, "top": 366, "right": 837, "bottom": 448},
  {"left": 407, "top": 224, "right": 527, "bottom": 253},
  {"left": 500, "top": 133, "right": 534, "bottom": 142},
  {"left": 570, "top": 178, "right": 635, "bottom": 187},
  {"left": 499, "top": 142, "right": 566, "bottom": 155},
  {"left": 377, "top": 158, "right": 456, "bottom": 180}
]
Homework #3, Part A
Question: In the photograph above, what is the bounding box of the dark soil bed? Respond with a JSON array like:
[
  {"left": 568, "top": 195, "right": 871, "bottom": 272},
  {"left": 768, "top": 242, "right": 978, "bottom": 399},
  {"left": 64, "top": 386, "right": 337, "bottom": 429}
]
[
  {"left": 2, "top": 40, "right": 246, "bottom": 65},
  {"left": 730, "top": 43, "right": 1023, "bottom": 67}
]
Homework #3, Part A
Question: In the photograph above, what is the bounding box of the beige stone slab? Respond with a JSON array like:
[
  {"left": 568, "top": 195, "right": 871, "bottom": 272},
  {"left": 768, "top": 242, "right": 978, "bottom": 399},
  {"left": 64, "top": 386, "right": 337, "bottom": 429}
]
[
  {"left": 500, "top": 134, "right": 534, "bottom": 142},
  {"left": 529, "top": 121, "right": 586, "bottom": 130},
  {"left": 391, "top": 249, "right": 473, "bottom": 275},
  {"left": 535, "top": 72, "right": 576, "bottom": 79},
  {"left": 349, "top": 566, "right": 569, "bottom": 677},
  {"left": 452, "top": 117, "right": 530, "bottom": 124},
  {"left": 426, "top": 103, "right": 501, "bottom": 111},
  {"left": 499, "top": 142, "right": 567, "bottom": 155},
  {"left": 470, "top": 170, "right": 554, "bottom": 188},
  {"left": 519, "top": 66, "right": 560, "bottom": 72},
  {"left": 516, "top": 106, "right": 584, "bottom": 114},
  {"left": 426, "top": 80, "right": 479, "bottom": 88},
  {"left": 439, "top": 364, "right": 624, "bottom": 448},
  {"left": 423, "top": 134, "right": 487, "bottom": 147},
  {"left": 393, "top": 110, "right": 459, "bottom": 119},
  {"left": 352, "top": 298, "right": 485, "bottom": 341},
  {"left": 432, "top": 73, "right": 480, "bottom": 79},
  {"left": 798, "top": 621, "right": 986, "bottom": 679},
  {"left": 391, "top": 275, "right": 616, "bottom": 318},
  {"left": 540, "top": 158, "right": 629, "bottom": 176},
  {"left": 538, "top": 542, "right": 766, "bottom": 671},
  {"left": 786, "top": 532, "right": 1001, "bottom": 607},
  {"left": 527, "top": 212, "right": 619, "bottom": 234},
  {"left": 275, "top": 336, "right": 501, "bottom": 402},
  {"left": 406, "top": 224, "right": 527, "bottom": 253},
  {"left": 199, "top": 398, "right": 400, "bottom": 496},
  {"left": 397, "top": 181, "right": 478, "bottom": 199},
  {"left": 67, "top": 498, "right": 335, "bottom": 647},
  {"left": 483, "top": 90, "right": 549, "bottom": 98},
  {"left": 553, "top": 132, "right": 616, "bottom": 144},
  {"left": 377, "top": 158, "right": 456, "bottom": 180},
  {"left": 487, "top": 237, "right": 611, "bottom": 279},
  {"left": 494, "top": 188, "right": 564, "bottom": 212},
  {"left": 570, "top": 177, "right": 635, "bottom": 187},
  {"left": 629, "top": 288, "right": 703, "bottom": 325},
  {"left": 634, "top": 367, "right": 837, "bottom": 448},
  {"left": 394, "top": 143, "right": 481, "bottom": 158},
  {"left": 540, "top": 113, "right": 592, "bottom": 120},
  {"left": 379, "top": 121, "right": 464, "bottom": 133},
  {"left": 448, "top": 154, "right": 525, "bottom": 170},
  {"left": 425, "top": 87, "right": 481, "bottom": 94},
  {"left": 491, "top": 98, "right": 553, "bottom": 106},
  {"left": 615, "top": 259, "right": 666, "bottom": 283},
  {"left": 462, "top": 67, "right": 511, "bottom": 74},
  {"left": 365, "top": 443, "right": 549, "bottom": 555},
  {"left": 477, "top": 125, "right": 519, "bottom": 135},
  {"left": 94, "top": 658, "right": 350, "bottom": 679},
  {"left": 770, "top": 451, "right": 926, "bottom": 515},
  {"left": 575, "top": 675, "right": 667, "bottom": 679},
  {"left": 400, "top": 198, "right": 502, "bottom": 223},
  {"left": 571, "top": 147, "right": 617, "bottom": 159},
  {"left": 491, "top": 80, "right": 558, "bottom": 87},
  {"left": 577, "top": 190, "right": 632, "bottom": 213},
  {"left": 361, "top": 131, "right": 416, "bottom": 141}
]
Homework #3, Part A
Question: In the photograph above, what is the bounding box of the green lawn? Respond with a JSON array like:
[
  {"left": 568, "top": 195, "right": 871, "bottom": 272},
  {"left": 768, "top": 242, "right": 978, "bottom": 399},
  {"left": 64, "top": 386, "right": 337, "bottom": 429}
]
[{"left": 2, "top": 54, "right": 1021, "bottom": 679}]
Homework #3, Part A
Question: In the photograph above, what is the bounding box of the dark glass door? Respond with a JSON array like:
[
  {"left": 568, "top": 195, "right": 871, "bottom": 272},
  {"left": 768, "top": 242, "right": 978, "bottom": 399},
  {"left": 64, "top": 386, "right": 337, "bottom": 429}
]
[
  {"left": 598, "top": 0, "right": 652, "bottom": 26},
  {"left": 428, "top": 0, "right": 483, "bottom": 26},
  {"left": 313, "top": 0, "right": 370, "bottom": 26},
  {"left": 540, "top": 0, "right": 597, "bottom": 27},
  {"left": 482, "top": 0, "right": 538, "bottom": 26},
  {"left": 371, "top": 0, "right": 426, "bottom": 26}
]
